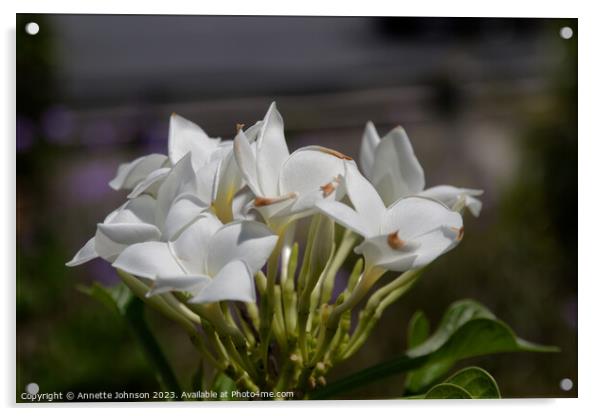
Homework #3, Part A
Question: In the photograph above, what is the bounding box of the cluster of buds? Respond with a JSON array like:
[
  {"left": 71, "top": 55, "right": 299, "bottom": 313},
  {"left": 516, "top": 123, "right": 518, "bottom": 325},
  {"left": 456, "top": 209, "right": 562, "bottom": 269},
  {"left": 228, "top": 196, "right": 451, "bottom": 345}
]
[{"left": 67, "top": 103, "right": 482, "bottom": 397}]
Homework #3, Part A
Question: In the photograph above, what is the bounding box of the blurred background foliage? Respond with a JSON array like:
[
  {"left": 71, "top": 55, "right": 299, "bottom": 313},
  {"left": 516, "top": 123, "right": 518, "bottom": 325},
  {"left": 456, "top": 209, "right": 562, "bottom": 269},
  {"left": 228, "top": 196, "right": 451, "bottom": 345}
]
[{"left": 16, "top": 15, "right": 576, "bottom": 400}]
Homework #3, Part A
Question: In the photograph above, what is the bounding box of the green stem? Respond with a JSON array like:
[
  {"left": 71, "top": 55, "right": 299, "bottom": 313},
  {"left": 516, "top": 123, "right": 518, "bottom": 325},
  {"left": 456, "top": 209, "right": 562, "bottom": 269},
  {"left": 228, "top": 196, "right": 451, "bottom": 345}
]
[
  {"left": 272, "top": 285, "right": 288, "bottom": 350},
  {"left": 319, "top": 229, "right": 359, "bottom": 305},
  {"left": 309, "top": 265, "right": 385, "bottom": 367},
  {"left": 342, "top": 269, "right": 423, "bottom": 359},
  {"left": 282, "top": 243, "right": 299, "bottom": 340},
  {"left": 117, "top": 270, "right": 198, "bottom": 334},
  {"left": 259, "top": 223, "right": 288, "bottom": 369}
]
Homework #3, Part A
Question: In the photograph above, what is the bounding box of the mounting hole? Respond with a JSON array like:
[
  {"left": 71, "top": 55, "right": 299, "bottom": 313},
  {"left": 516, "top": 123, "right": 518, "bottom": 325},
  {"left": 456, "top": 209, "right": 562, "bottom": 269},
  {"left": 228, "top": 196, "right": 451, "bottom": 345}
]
[
  {"left": 25, "top": 22, "right": 40, "bottom": 36},
  {"left": 560, "top": 378, "right": 573, "bottom": 391},
  {"left": 559, "top": 26, "right": 573, "bottom": 40}
]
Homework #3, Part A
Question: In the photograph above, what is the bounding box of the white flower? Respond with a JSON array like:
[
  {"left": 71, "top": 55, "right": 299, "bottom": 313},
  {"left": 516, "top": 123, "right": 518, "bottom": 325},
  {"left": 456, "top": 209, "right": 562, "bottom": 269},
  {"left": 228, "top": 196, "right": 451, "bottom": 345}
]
[
  {"left": 66, "top": 153, "right": 207, "bottom": 266},
  {"left": 360, "top": 122, "right": 483, "bottom": 216},
  {"left": 316, "top": 163, "right": 463, "bottom": 272},
  {"left": 233, "top": 102, "right": 351, "bottom": 223},
  {"left": 109, "top": 113, "right": 224, "bottom": 200},
  {"left": 112, "top": 213, "right": 278, "bottom": 303},
  {"left": 112, "top": 113, "right": 266, "bottom": 223}
]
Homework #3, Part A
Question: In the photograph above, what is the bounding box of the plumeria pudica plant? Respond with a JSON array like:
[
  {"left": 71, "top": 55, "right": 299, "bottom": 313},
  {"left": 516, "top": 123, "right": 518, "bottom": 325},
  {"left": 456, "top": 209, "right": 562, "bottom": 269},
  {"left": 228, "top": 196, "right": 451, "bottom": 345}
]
[{"left": 69, "top": 103, "right": 557, "bottom": 400}]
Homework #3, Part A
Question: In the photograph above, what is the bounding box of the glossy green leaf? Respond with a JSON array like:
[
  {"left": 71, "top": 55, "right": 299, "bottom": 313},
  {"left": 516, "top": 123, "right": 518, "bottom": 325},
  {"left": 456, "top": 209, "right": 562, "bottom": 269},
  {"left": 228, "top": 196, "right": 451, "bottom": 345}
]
[
  {"left": 424, "top": 383, "right": 472, "bottom": 399},
  {"left": 443, "top": 367, "right": 501, "bottom": 398},
  {"left": 415, "top": 367, "right": 501, "bottom": 399},
  {"left": 405, "top": 299, "right": 558, "bottom": 393},
  {"left": 407, "top": 310, "right": 430, "bottom": 349},
  {"left": 311, "top": 299, "right": 557, "bottom": 399}
]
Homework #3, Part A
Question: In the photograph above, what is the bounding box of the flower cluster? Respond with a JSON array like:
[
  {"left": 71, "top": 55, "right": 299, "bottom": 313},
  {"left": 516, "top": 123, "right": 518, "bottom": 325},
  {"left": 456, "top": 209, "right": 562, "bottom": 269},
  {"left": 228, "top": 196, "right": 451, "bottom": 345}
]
[{"left": 67, "top": 103, "right": 482, "bottom": 395}]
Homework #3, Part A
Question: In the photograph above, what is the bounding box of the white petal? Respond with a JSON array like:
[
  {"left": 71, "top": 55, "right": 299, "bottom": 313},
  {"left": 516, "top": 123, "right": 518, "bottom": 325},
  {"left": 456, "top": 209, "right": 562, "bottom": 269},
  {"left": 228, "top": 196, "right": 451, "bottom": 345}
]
[
  {"left": 371, "top": 225, "right": 460, "bottom": 271},
  {"left": 465, "top": 196, "right": 483, "bottom": 217},
  {"left": 383, "top": 196, "right": 462, "bottom": 237},
  {"left": 103, "top": 205, "right": 122, "bottom": 224},
  {"left": 66, "top": 237, "right": 98, "bottom": 266},
  {"left": 419, "top": 185, "right": 484, "bottom": 217},
  {"left": 147, "top": 274, "right": 211, "bottom": 297},
  {"left": 278, "top": 146, "right": 349, "bottom": 215},
  {"left": 371, "top": 126, "right": 425, "bottom": 205},
  {"left": 97, "top": 222, "right": 161, "bottom": 245},
  {"left": 244, "top": 121, "right": 263, "bottom": 143},
  {"left": 163, "top": 194, "right": 208, "bottom": 240},
  {"left": 214, "top": 150, "right": 245, "bottom": 217},
  {"left": 113, "top": 241, "right": 183, "bottom": 279},
  {"left": 156, "top": 153, "right": 197, "bottom": 226},
  {"left": 359, "top": 121, "right": 380, "bottom": 178},
  {"left": 171, "top": 214, "right": 223, "bottom": 275},
  {"left": 168, "top": 113, "right": 221, "bottom": 169},
  {"left": 195, "top": 159, "right": 221, "bottom": 204},
  {"left": 231, "top": 186, "right": 259, "bottom": 221},
  {"left": 189, "top": 260, "right": 256, "bottom": 304},
  {"left": 94, "top": 228, "right": 126, "bottom": 262},
  {"left": 256, "top": 102, "right": 290, "bottom": 195},
  {"left": 252, "top": 194, "right": 298, "bottom": 221},
  {"left": 128, "top": 167, "right": 170, "bottom": 198},
  {"left": 93, "top": 196, "right": 158, "bottom": 261},
  {"left": 315, "top": 200, "right": 372, "bottom": 237},
  {"left": 209, "top": 142, "right": 235, "bottom": 197},
  {"left": 209, "top": 141, "right": 233, "bottom": 164},
  {"left": 206, "top": 221, "right": 278, "bottom": 276},
  {"left": 117, "top": 194, "right": 157, "bottom": 225},
  {"left": 233, "top": 131, "right": 261, "bottom": 195},
  {"left": 344, "top": 163, "right": 386, "bottom": 226},
  {"left": 355, "top": 235, "right": 418, "bottom": 272},
  {"left": 366, "top": 197, "right": 464, "bottom": 270},
  {"left": 109, "top": 154, "right": 168, "bottom": 191}
]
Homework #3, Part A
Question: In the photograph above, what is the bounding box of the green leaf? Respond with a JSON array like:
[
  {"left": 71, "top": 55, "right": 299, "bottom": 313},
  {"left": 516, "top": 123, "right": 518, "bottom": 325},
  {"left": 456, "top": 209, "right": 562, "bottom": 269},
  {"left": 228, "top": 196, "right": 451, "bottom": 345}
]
[
  {"left": 405, "top": 299, "right": 558, "bottom": 393},
  {"left": 311, "top": 299, "right": 558, "bottom": 399},
  {"left": 442, "top": 367, "right": 501, "bottom": 398},
  {"left": 407, "top": 310, "right": 430, "bottom": 349},
  {"left": 77, "top": 281, "right": 133, "bottom": 316},
  {"left": 424, "top": 383, "right": 472, "bottom": 399},
  {"left": 212, "top": 373, "right": 237, "bottom": 401},
  {"left": 415, "top": 367, "right": 501, "bottom": 399}
]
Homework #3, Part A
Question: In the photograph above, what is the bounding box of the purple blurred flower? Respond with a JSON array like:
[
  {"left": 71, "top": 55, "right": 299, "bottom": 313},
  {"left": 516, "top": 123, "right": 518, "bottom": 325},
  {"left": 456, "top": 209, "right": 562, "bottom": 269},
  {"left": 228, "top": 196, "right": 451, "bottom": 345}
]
[
  {"left": 41, "top": 106, "right": 75, "bottom": 144},
  {"left": 68, "top": 161, "right": 115, "bottom": 202}
]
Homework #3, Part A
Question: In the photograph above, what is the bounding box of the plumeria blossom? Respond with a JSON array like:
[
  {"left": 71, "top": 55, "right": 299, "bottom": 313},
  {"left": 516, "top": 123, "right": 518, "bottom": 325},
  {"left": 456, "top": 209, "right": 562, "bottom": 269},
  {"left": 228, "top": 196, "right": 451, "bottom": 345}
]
[
  {"left": 317, "top": 163, "right": 463, "bottom": 272},
  {"left": 112, "top": 213, "right": 278, "bottom": 303},
  {"left": 66, "top": 153, "right": 208, "bottom": 266},
  {"left": 360, "top": 122, "right": 483, "bottom": 216},
  {"left": 67, "top": 113, "right": 263, "bottom": 268},
  {"left": 110, "top": 113, "right": 222, "bottom": 196},
  {"left": 109, "top": 113, "right": 241, "bottom": 220},
  {"left": 117, "top": 114, "right": 263, "bottom": 223},
  {"left": 233, "top": 102, "right": 352, "bottom": 224},
  {"left": 67, "top": 102, "right": 490, "bottom": 394}
]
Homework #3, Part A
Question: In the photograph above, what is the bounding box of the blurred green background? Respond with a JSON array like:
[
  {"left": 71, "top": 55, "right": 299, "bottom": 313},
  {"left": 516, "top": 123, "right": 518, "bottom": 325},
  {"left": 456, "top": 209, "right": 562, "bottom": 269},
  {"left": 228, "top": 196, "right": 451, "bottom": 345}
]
[{"left": 16, "top": 14, "right": 577, "bottom": 400}]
